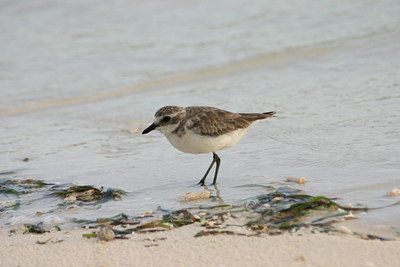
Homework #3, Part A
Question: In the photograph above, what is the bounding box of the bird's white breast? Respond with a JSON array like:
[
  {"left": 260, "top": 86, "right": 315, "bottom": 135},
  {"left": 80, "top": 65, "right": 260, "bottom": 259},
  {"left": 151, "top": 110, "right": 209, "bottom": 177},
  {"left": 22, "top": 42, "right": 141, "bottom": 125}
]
[{"left": 164, "top": 128, "right": 250, "bottom": 154}]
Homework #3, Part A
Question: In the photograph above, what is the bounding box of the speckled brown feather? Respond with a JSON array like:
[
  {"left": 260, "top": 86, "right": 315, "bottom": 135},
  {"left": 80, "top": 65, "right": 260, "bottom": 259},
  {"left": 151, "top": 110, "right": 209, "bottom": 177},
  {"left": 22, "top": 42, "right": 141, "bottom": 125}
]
[{"left": 172, "top": 106, "right": 275, "bottom": 137}]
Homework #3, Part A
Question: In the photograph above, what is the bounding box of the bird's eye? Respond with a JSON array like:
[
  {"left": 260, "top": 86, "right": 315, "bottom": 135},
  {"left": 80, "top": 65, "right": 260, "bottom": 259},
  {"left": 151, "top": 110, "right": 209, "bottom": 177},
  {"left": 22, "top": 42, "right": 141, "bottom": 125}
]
[{"left": 162, "top": 116, "right": 171, "bottom": 122}]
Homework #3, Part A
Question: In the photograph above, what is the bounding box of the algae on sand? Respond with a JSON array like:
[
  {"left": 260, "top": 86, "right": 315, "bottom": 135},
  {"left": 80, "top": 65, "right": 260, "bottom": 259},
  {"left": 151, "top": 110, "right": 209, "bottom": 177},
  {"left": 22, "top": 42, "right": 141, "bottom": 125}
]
[
  {"left": 0, "top": 179, "right": 51, "bottom": 196},
  {"left": 53, "top": 185, "right": 126, "bottom": 203}
]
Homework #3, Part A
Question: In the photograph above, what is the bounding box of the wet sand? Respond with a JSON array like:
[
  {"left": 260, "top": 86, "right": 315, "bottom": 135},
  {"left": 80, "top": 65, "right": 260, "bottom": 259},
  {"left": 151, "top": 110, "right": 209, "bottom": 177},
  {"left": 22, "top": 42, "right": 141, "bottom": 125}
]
[
  {"left": 1, "top": 223, "right": 400, "bottom": 267},
  {"left": 0, "top": 45, "right": 331, "bottom": 117}
]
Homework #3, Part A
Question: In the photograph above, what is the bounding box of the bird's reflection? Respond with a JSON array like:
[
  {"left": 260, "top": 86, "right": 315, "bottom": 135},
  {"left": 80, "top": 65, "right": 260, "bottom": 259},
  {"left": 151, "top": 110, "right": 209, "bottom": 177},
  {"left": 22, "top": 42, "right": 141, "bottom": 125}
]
[{"left": 203, "top": 184, "right": 224, "bottom": 205}]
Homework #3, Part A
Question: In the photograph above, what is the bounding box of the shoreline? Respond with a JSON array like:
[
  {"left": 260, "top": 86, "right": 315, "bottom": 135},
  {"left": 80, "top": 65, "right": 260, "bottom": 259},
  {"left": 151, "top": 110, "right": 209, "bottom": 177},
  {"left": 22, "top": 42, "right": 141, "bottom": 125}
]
[{"left": 1, "top": 222, "right": 400, "bottom": 267}]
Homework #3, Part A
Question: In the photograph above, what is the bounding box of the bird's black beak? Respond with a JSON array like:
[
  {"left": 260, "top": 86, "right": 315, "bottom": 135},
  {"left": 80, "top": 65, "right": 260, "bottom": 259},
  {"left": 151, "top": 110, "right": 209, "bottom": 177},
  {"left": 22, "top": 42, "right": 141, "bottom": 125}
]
[{"left": 142, "top": 123, "right": 158, "bottom": 134}]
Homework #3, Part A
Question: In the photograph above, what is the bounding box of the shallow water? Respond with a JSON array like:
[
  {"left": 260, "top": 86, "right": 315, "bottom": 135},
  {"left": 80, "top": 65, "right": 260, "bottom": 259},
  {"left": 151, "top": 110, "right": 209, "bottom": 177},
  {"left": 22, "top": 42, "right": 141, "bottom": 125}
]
[{"left": 1, "top": 0, "right": 400, "bottom": 228}]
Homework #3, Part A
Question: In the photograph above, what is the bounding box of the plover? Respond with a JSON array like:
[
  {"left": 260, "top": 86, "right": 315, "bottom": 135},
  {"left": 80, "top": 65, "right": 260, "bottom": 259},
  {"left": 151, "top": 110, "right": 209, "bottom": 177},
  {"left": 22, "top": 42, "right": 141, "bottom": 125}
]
[{"left": 142, "top": 106, "right": 276, "bottom": 185}]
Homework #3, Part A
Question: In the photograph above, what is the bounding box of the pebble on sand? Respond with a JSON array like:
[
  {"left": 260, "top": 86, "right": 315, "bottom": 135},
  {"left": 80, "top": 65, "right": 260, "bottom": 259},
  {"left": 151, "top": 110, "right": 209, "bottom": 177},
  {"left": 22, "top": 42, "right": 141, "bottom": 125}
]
[
  {"left": 179, "top": 191, "right": 211, "bottom": 202},
  {"left": 98, "top": 226, "right": 115, "bottom": 242},
  {"left": 296, "top": 255, "right": 306, "bottom": 262}
]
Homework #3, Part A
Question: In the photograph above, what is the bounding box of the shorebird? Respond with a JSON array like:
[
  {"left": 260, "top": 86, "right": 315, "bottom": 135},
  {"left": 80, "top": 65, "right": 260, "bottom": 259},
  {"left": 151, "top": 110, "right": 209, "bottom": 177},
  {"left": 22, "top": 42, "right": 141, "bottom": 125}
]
[{"left": 142, "top": 106, "right": 276, "bottom": 185}]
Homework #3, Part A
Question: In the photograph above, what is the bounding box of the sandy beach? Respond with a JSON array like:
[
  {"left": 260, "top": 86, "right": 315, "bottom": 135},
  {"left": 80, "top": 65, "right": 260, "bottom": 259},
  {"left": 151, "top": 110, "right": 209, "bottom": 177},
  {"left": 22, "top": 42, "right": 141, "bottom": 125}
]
[
  {"left": 2, "top": 180, "right": 399, "bottom": 266},
  {"left": 1, "top": 222, "right": 400, "bottom": 267}
]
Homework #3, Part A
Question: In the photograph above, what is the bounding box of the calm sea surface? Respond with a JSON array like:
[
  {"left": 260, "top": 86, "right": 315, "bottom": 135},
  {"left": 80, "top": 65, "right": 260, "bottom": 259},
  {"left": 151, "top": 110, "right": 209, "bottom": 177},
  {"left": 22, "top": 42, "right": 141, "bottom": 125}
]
[{"left": 1, "top": 0, "right": 400, "bottom": 228}]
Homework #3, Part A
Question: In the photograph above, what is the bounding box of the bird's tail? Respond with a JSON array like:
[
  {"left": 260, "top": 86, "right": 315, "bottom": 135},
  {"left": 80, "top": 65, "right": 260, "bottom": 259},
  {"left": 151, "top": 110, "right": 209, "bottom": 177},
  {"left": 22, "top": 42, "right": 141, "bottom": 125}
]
[
  {"left": 262, "top": 111, "right": 277, "bottom": 117},
  {"left": 239, "top": 111, "right": 277, "bottom": 122}
]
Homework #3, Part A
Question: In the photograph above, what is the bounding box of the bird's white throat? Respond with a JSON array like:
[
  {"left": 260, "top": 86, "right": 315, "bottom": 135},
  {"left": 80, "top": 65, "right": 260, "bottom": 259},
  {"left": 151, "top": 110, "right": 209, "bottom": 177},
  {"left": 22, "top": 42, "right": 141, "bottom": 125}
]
[{"left": 156, "top": 123, "right": 180, "bottom": 135}]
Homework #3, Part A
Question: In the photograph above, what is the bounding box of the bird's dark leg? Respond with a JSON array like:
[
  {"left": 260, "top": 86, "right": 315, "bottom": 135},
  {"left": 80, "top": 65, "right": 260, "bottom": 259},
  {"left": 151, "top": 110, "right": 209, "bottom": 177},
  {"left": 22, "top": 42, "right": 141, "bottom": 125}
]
[
  {"left": 212, "top": 153, "right": 221, "bottom": 185},
  {"left": 198, "top": 153, "right": 217, "bottom": 186}
]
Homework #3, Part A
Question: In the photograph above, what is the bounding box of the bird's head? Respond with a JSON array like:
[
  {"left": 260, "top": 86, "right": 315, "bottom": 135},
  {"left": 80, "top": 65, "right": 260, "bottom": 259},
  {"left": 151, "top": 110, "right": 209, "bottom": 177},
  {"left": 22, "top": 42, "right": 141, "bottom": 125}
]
[{"left": 142, "top": 106, "right": 186, "bottom": 135}]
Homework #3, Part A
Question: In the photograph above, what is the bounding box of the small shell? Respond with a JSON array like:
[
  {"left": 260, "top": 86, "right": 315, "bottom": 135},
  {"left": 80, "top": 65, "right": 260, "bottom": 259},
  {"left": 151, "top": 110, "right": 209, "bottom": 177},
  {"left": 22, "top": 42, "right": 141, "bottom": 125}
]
[
  {"left": 179, "top": 191, "right": 210, "bottom": 201},
  {"left": 63, "top": 196, "right": 77, "bottom": 204},
  {"left": 342, "top": 203, "right": 353, "bottom": 209},
  {"left": 205, "top": 221, "right": 215, "bottom": 227},
  {"left": 344, "top": 211, "right": 357, "bottom": 220},
  {"left": 333, "top": 218, "right": 345, "bottom": 223},
  {"left": 271, "top": 197, "right": 283, "bottom": 202},
  {"left": 141, "top": 211, "right": 153, "bottom": 217},
  {"left": 284, "top": 177, "right": 307, "bottom": 184},
  {"left": 337, "top": 225, "right": 353, "bottom": 235},
  {"left": 387, "top": 188, "right": 400, "bottom": 197},
  {"left": 263, "top": 203, "right": 271, "bottom": 209}
]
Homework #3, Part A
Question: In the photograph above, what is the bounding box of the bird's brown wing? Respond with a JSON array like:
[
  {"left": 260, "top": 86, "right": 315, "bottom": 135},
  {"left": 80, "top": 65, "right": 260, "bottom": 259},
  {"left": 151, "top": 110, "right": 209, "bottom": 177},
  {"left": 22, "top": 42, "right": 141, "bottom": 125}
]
[{"left": 184, "top": 107, "right": 251, "bottom": 137}]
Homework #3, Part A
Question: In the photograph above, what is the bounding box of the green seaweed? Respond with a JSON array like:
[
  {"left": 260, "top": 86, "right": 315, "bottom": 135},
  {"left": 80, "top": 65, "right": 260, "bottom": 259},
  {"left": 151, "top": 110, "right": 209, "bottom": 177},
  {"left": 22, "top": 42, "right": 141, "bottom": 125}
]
[
  {"left": 12, "top": 201, "right": 21, "bottom": 210},
  {"left": 53, "top": 190, "right": 74, "bottom": 196},
  {"left": 72, "top": 218, "right": 97, "bottom": 224},
  {"left": 113, "top": 228, "right": 137, "bottom": 236},
  {"left": 53, "top": 185, "right": 126, "bottom": 203},
  {"left": 278, "top": 222, "right": 303, "bottom": 230},
  {"left": 0, "top": 200, "right": 21, "bottom": 213},
  {"left": 160, "top": 209, "right": 197, "bottom": 227},
  {"left": 278, "top": 196, "right": 339, "bottom": 218},
  {"left": 241, "top": 192, "right": 359, "bottom": 233},
  {"left": 0, "top": 188, "right": 21, "bottom": 196},
  {"left": 73, "top": 213, "right": 136, "bottom": 227},
  {"left": 24, "top": 224, "right": 49, "bottom": 234},
  {"left": 97, "top": 213, "right": 130, "bottom": 224},
  {"left": 82, "top": 232, "right": 98, "bottom": 238},
  {"left": 194, "top": 230, "right": 235, "bottom": 237},
  {"left": 161, "top": 216, "right": 195, "bottom": 227},
  {"left": 36, "top": 238, "right": 52, "bottom": 245},
  {"left": 0, "top": 179, "right": 52, "bottom": 196}
]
